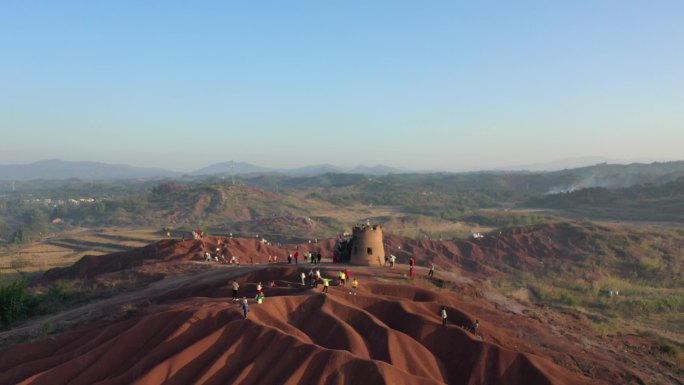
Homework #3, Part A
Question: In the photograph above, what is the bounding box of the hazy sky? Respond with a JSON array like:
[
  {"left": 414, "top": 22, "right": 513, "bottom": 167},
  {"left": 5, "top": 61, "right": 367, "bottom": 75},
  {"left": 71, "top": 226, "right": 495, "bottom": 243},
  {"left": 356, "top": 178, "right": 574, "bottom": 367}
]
[{"left": 1, "top": 1, "right": 682, "bottom": 172}]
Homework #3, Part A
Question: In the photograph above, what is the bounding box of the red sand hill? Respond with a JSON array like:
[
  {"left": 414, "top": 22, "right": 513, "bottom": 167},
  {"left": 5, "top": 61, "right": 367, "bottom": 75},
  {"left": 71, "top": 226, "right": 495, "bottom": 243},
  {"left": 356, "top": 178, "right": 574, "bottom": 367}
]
[
  {"left": 1, "top": 267, "right": 607, "bottom": 385},
  {"left": 384, "top": 222, "right": 605, "bottom": 276},
  {"left": 9, "top": 224, "right": 678, "bottom": 384},
  {"left": 42, "top": 222, "right": 593, "bottom": 283}
]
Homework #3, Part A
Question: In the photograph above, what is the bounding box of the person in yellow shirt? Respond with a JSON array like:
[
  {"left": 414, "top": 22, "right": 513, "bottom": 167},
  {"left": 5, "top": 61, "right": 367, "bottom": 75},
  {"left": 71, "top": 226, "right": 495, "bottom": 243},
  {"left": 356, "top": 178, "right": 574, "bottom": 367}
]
[
  {"left": 322, "top": 277, "right": 330, "bottom": 293},
  {"left": 350, "top": 278, "right": 359, "bottom": 295},
  {"left": 339, "top": 270, "right": 347, "bottom": 287}
]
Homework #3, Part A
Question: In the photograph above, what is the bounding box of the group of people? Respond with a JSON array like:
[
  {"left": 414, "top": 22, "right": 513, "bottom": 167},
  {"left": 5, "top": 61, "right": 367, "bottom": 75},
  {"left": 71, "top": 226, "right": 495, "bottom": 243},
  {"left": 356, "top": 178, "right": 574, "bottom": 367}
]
[
  {"left": 297, "top": 268, "right": 359, "bottom": 295},
  {"left": 385, "top": 254, "right": 438, "bottom": 281},
  {"left": 317, "top": 270, "right": 359, "bottom": 295},
  {"left": 202, "top": 248, "right": 241, "bottom": 265},
  {"left": 440, "top": 306, "right": 480, "bottom": 333},
  {"left": 384, "top": 254, "right": 397, "bottom": 267},
  {"left": 302, "top": 269, "right": 322, "bottom": 287},
  {"left": 231, "top": 269, "right": 362, "bottom": 319},
  {"left": 305, "top": 251, "right": 323, "bottom": 264},
  {"left": 231, "top": 280, "right": 252, "bottom": 319},
  {"left": 235, "top": 275, "right": 477, "bottom": 334},
  {"left": 232, "top": 279, "right": 269, "bottom": 318},
  {"left": 288, "top": 251, "right": 323, "bottom": 265}
]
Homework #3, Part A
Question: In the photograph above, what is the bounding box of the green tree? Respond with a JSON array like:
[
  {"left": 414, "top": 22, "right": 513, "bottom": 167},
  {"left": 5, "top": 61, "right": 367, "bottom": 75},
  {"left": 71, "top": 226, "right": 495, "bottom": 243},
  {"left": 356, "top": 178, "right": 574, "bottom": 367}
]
[
  {"left": 0, "top": 280, "right": 27, "bottom": 328},
  {"left": 10, "top": 229, "right": 32, "bottom": 244},
  {"left": 0, "top": 218, "right": 9, "bottom": 241},
  {"left": 22, "top": 208, "right": 49, "bottom": 236}
]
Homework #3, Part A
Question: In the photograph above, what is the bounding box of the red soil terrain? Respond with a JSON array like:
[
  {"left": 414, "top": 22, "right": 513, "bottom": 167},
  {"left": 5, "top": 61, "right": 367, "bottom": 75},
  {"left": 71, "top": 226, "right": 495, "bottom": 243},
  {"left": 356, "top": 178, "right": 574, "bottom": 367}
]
[
  {"left": 2, "top": 224, "right": 679, "bottom": 384},
  {"left": 40, "top": 222, "right": 579, "bottom": 282},
  {"left": 2, "top": 266, "right": 607, "bottom": 385}
]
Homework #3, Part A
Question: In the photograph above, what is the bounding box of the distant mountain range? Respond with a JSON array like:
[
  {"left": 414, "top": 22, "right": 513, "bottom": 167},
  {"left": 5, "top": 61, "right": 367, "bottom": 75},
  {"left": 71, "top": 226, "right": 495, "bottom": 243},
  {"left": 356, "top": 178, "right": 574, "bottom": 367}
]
[
  {"left": 0, "top": 159, "right": 182, "bottom": 181},
  {"left": 1, "top": 159, "right": 684, "bottom": 186},
  {"left": 191, "top": 162, "right": 402, "bottom": 176},
  {"left": 0, "top": 159, "right": 404, "bottom": 181},
  {"left": 497, "top": 156, "right": 677, "bottom": 172}
]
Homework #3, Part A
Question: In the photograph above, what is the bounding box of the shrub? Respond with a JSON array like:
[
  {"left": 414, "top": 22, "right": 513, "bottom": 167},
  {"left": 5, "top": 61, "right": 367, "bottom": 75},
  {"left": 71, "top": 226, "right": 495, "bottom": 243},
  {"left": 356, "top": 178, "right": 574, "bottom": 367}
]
[
  {"left": 559, "top": 292, "right": 580, "bottom": 306},
  {"left": 0, "top": 280, "right": 27, "bottom": 328},
  {"left": 37, "top": 322, "right": 53, "bottom": 338},
  {"left": 10, "top": 258, "right": 33, "bottom": 270},
  {"left": 121, "top": 303, "right": 138, "bottom": 318}
]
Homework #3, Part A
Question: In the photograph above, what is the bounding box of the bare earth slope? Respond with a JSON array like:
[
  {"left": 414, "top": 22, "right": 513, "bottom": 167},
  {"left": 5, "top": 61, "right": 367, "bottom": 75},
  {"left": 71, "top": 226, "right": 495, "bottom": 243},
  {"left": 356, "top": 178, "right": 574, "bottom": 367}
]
[
  {"left": 2, "top": 223, "right": 681, "bottom": 385},
  {"left": 1, "top": 266, "right": 604, "bottom": 385}
]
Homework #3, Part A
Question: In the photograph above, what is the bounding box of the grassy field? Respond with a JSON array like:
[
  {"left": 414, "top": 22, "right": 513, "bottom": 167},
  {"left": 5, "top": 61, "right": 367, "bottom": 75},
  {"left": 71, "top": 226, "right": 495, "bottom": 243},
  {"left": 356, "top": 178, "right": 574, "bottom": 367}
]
[
  {"left": 498, "top": 271, "right": 684, "bottom": 347},
  {"left": 0, "top": 228, "right": 162, "bottom": 284}
]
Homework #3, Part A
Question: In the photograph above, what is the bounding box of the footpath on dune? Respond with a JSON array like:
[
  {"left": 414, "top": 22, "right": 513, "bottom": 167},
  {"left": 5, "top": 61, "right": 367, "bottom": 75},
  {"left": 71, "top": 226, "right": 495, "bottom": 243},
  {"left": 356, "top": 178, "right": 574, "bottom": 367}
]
[{"left": 1, "top": 262, "right": 611, "bottom": 385}]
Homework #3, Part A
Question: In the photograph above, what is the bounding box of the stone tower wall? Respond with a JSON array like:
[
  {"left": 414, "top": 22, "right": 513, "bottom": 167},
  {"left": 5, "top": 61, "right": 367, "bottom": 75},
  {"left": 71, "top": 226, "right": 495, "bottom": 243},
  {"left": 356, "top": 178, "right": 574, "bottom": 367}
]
[{"left": 349, "top": 224, "right": 385, "bottom": 266}]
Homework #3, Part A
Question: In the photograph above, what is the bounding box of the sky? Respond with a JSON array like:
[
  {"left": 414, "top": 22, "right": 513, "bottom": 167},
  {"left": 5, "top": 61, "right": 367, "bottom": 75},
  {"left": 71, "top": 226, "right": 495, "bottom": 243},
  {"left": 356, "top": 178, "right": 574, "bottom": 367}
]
[{"left": 1, "top": 1, "right": 683, "bottom": 172}]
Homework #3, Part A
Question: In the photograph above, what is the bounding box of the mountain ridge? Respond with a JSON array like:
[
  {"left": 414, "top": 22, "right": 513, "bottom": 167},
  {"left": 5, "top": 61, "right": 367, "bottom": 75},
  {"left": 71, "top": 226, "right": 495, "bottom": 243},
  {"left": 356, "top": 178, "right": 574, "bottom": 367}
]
[{"left": 2, "top": 159, "right": 684, "bottom": 184}]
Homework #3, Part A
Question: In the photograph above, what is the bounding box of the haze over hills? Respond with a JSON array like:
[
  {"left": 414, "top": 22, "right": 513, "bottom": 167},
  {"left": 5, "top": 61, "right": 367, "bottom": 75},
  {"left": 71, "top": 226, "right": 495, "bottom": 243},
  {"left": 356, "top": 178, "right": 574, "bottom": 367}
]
[
  {"left": 0, "top": 159, "right": 405, "bottom": 181},
  {"left": 544, "top": 160, "right": 684, "bottom": 193},
  {"left": 0, "top": 159, "right": 182, "bottom": 181},
  {"left": 496, "top": 156, "right": 678, "bottom": 172},
  {"left": 2, "top": 159, "right": 684, "bottom": 192},
  {"left": 191, "top": 162, "right": 403, "bottom": 176}
]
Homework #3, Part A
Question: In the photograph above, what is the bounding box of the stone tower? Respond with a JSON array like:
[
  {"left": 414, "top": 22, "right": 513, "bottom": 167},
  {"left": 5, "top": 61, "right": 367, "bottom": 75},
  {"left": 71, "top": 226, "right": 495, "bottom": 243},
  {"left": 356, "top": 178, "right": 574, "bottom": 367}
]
[{"left": 349, "top": 223, "right": 385, "bottom": 266}]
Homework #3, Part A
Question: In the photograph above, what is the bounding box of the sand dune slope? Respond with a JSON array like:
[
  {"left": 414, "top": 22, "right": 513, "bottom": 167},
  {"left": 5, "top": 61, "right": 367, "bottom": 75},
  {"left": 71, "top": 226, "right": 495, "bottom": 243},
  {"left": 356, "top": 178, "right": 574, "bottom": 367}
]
[{"left": 1, "top": 268, "right": 604, "bottom": 385}]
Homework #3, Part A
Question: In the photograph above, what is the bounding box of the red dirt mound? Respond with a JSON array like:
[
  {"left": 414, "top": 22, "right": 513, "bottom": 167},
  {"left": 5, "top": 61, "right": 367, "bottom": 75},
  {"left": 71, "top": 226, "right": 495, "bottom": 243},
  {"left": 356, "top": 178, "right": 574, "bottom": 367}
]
[
  {"left": 41, "top": 237, "right": 294, "bottom": 281},
  {"left": 384, "top": 222, "right": 603, "bottom": 277},
  {"left": 40, "top": 236, "right": 341, "bottom": 282},
  {"left": 0, "top": 267, "right": 607, "bottom": 385}
]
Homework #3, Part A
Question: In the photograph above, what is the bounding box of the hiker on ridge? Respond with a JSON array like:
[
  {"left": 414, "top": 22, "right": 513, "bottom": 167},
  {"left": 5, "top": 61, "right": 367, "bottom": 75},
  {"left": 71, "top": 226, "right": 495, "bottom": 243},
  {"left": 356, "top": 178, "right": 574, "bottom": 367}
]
[
  {"left": 428, "top": 263, "right": 435, "bottom": 278},
  {"left": 350, "top": 278, "right": 359, "bottom": 295},
  {"left": 314, "top": 269, "right": 321, "bottom": 288},
  {"left": 255, "top": 282, "right": 264, "bottom": 303},
  {"left": 441, "top": 306, "right": 448, "bottom": 326},
  {"left": 232, "top": 280, "right": 240, "bottom": 301},
  {"left": 322, "top": 277, "right": 330, "bottom": 293},
  {"left": 301, "top": 271, "right": 306, "bottom": 286},
  {"left": 241, "top": 297, "right": 250, "bottom": 319}
]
